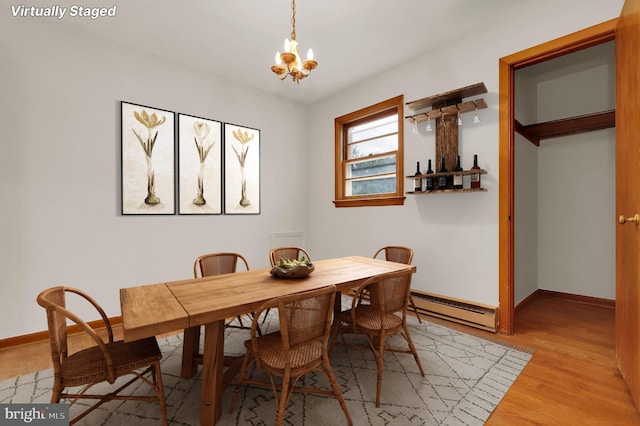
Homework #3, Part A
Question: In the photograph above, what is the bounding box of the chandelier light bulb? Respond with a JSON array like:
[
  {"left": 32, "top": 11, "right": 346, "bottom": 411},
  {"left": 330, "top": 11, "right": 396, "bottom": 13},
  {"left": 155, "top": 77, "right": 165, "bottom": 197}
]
[
  {"left": 284, "top": 38, "right": 290, "bottom": 52},
  {"left": 289, "top": 39, "right": 298, "bottom": 54},
  {"left": 307, "top": 48, "right": 313, "bottom": 61},
  {"left": 274, "top": 51, "right": 281, "bottom": 65}
]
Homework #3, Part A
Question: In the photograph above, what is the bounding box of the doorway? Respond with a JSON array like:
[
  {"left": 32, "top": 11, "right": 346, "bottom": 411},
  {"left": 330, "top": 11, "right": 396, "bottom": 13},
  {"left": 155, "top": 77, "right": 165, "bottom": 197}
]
[
  {"left": 498, "top": 19, "right": 617, "bottom": 335},
  {"left": 513, "top": 42, "right": 616, "bottom": 314}
]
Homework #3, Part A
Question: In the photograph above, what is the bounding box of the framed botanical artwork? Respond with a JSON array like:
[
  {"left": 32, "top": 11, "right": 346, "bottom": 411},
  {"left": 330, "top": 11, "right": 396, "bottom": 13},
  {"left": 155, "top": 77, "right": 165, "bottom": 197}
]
[
  {"left": 223, "top": 123, "right": 260, "bottom": 214},
  {"left": 178, "top": 114, "right": 222, "bottom": 214},
  {"left": 121, "top": 101, "right": 175, "bottom": 215}
]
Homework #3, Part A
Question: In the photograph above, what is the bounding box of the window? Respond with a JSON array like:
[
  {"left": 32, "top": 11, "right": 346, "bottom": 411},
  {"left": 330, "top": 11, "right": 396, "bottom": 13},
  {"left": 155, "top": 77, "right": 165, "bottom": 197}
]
[{"left": 334, "top": 95, "right": 405, "bottom": 207}]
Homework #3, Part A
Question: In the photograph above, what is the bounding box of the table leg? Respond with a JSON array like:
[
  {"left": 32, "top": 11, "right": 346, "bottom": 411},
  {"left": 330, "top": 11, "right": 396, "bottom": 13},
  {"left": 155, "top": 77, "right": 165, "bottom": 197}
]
[
  {"left": 201, "top": 320, "right": 225, "bottom": 425},
  {"left": 181, "top": 326, "right": 200, "bottom": 378},
  {"left": 331, "top": 291, "right": 344, "bottom": 338}
]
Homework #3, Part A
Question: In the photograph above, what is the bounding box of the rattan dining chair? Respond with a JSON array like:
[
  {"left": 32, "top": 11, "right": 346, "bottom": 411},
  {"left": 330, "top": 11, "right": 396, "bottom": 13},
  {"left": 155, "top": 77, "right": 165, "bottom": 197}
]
[
  {"left": 264, "top": 246, "right": 313, "bottom": 322},
  {"left": 37, "top": 286, "right": 168, "bottom": 425},
  {"left": 332, "top": 269, "right": 425, "bottom": 408},
  {"left": 373, "top": 246, "right": 422, "bottom": 323},
  {"left": 194, "top": 251, "right": 250, "bottom": 277},
  {"left": 269, "top": 246, "right": 312, "bottom": 266},
  {"left": 229, "top": 285, "right": 353, "bottom": 426},
  {"left": 185, "top": 252, "right": 260, "bottom": 372}
]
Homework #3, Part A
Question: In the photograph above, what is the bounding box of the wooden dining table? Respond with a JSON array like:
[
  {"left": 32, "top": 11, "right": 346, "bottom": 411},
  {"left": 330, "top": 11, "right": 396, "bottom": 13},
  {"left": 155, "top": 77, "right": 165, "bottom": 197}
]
[{"left": 120, "top": 255, "right": 416, "bottom": 425}]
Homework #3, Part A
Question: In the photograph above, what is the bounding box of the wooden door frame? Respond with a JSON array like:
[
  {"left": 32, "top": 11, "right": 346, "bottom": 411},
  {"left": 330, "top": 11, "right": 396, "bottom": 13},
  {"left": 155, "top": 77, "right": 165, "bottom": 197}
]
[{"left": 498, "top": 19, "right": 618, "bottom": 334}]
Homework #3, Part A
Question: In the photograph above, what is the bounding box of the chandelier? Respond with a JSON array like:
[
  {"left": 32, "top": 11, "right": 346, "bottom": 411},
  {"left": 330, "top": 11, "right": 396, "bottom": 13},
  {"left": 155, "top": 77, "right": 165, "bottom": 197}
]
[{"left": 271, "top": 0, "right": 317, "bottom": 83}]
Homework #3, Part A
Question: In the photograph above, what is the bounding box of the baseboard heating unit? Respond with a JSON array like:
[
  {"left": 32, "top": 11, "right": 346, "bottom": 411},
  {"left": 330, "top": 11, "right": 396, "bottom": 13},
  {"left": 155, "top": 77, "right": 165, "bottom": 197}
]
[{"left": 411, "top": 290, "right": 498, "bottom": 332}]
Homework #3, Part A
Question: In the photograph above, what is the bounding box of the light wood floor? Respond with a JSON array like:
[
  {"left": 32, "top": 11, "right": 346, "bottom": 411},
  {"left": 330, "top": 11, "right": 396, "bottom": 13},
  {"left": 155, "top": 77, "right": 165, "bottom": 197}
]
[
  {"left": 484, "top": 296, "right": 640, "bottom": 425},
  {"left": 2, "top": 295, "right": 639, "bottom": 424}
]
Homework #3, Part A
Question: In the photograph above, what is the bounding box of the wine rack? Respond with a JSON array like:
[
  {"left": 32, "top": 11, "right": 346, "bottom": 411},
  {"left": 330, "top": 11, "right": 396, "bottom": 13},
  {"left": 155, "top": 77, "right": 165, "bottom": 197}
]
[
  {"left": 405, "top": 82, "right": 488, "bottom": 176},
  {"left": 406, "top": 169, "right": 487, "bottom": 194}
]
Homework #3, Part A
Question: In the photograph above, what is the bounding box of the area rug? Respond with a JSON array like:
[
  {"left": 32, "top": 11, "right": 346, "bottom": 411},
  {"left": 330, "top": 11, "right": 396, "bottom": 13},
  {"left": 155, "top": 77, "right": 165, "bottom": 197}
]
[{"left": 0, "top": 315, "right": 532, "bottom": 425}]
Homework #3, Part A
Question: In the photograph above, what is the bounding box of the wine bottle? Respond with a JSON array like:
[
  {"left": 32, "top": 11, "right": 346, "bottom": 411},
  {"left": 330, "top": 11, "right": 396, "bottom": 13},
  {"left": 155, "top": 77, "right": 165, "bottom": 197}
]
[
  {"left": 453, "top": 155, "right": 463, "bottom": 189},
  {"left": 470, "top": 154, "right": 481, "bottom": 189},
  {"left": 437, "top": 157, "right": 447, "bottom": 190},
  {"left": 414, "top": 161, "right": 422, "bottom": 192},
  {"left": 425, "top": 159, "right": 434, "bottom": 192}
]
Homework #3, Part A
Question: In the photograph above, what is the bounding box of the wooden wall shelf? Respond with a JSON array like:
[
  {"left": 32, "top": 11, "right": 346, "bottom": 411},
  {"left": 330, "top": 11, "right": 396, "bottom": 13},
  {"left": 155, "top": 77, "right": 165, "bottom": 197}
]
[
  {"left": 406, "top": 99, "right": 487, "bottom": 123},
  {"left": 406, "top": 169, "right": 488, "bottom": 194},
  {"left": 406, "top": 82, "right": 488, "bottom": 111},
  {"left": 405, "top": 82, "right": 489, "bottom": 174},
  {"left": 406, "top": 169, "right": 488, "bottom": 180},
  {"left": 407, "top": 188, "right": 488, "bottom": 195}
]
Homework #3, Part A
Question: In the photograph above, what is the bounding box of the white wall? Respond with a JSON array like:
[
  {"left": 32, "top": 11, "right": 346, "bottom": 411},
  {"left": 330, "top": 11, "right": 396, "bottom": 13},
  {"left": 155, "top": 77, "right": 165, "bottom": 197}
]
[
  {"left": 524, "top": 42, "right": 616, "bottom": 122},
  {"left": 305, "top": 1, "right": 623, "bottom": 307},
  {"left": 0, "top": 17, "right": 310, "bottom": 337},
  {"left": 538, "top": 130, "right": 616, "bottom": 299},
  {"left": 0, "top": 0, "right": 624, "bottom": 339}
]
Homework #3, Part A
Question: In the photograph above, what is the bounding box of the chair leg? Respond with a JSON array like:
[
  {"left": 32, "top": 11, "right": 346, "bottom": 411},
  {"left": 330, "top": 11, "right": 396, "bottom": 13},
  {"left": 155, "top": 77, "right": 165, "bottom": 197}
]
[
  {"left": 403, "top": 324, "right": 425, "bottom": 376},
  {"left": 322, "top": 357, "right": 353, "bottom": 426},
  {"left": 375, "top": 336, "right": 386, "bottom": 408},
  {"left": 261, "top": 307, "right": 271, "bottom": 324},
  {"left": 252, "top": 314, "right": 263, "bottom": 337},
  {"left": 329, "top": 321, "right": 344, "bottom": 354},
  {"left": 229, "top": 350, "right": 254, "bottom": 413},
  {"left": 51, "top": 381, "right": 63, "bottom": 404},
  {"left": 409, "top": 295, "right": 422, "bottom": 324},
  {"left": 236, "top": 315, "right": 245, "bottom": 328},
  {"left": 153, "top": 360, "right": 169, "bottom": 426},
  {"left": 275, "top": 370, "right": 291, "bottom": 426}
]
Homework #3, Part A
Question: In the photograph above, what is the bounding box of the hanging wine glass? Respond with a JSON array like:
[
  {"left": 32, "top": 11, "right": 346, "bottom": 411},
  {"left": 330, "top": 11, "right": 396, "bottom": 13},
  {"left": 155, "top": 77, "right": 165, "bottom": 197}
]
[
  {"left": 473, "top": 108, "right": 481, "bottom": 123},
  {"left": 425, "top": 117, "right": 433, "bottom": 132},
  {"left": 457, "top": 111, "right": 463, "bottom": 126},
  {"left": 412, "top": 118, "right": 419, "bottom": 135}
]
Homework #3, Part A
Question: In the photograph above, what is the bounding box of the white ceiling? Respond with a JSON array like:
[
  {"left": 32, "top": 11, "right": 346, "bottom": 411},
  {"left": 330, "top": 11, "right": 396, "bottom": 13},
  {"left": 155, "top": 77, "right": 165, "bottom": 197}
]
[{"left": 49, "top": 0, "right": 538, "bottom": 104}]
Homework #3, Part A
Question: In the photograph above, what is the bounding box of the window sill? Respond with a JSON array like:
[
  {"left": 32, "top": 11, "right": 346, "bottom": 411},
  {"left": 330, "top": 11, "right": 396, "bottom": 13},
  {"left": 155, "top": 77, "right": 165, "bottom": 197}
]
[{"left": 333, "top": 196, "right": 405, "bottom": 208}]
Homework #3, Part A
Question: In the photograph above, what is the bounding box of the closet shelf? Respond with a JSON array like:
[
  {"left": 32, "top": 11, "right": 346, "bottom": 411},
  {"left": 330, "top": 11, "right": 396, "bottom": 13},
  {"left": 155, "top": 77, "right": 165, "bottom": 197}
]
[{"left": 515, "top": 110, "right": 615, "bottom": 146}]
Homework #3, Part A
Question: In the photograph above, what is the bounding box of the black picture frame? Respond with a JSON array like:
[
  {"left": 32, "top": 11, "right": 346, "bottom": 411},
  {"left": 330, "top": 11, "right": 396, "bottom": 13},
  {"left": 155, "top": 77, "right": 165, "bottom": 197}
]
[
  {"left": 177, "top": 113, "right": 223, "bottom": 215},
  {"left": 223, "top": 123, "right": 260, "bottom": 215},
  {"left": 121, "top": 101, "right": 175, "bottom": 215}
]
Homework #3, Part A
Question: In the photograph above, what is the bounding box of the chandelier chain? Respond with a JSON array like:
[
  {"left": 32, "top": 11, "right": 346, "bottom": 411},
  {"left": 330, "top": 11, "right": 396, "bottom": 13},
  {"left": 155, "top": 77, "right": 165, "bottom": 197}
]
[
  {"left": 290, "top": 0, "right": 297, "bottom": 40},
  {"left": 271, "top": 0, "right": 316, "bottom": 83}
]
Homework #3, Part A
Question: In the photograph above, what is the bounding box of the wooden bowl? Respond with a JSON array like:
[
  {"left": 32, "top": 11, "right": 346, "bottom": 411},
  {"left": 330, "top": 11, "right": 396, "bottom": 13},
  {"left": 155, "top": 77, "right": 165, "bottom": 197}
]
[{"left": 269, "top": 263, "right": 315, "bottom": 279}]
